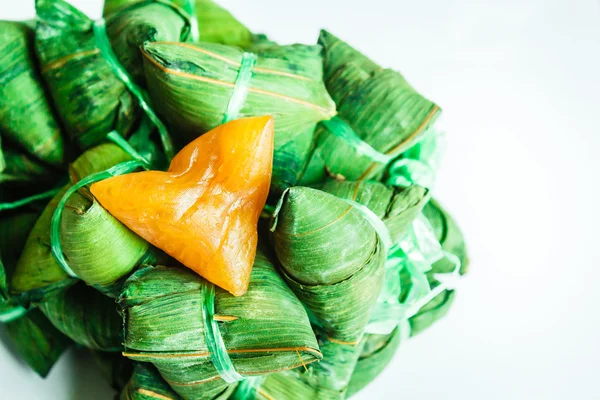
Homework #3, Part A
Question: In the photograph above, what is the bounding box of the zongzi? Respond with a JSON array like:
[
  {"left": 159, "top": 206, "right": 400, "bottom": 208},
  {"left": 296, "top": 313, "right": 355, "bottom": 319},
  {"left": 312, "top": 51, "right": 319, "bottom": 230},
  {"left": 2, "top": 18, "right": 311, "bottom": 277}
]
[{"left": 92, "top": 116, "right": 274, "bottom": 296}]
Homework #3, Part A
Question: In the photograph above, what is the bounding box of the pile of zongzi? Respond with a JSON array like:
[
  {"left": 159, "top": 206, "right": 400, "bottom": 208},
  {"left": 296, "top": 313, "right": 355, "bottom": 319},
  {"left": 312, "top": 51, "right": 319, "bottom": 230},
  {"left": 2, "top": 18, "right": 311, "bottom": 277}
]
[{"left": 0, "top": 1, "right": 469, "bottom": 399}]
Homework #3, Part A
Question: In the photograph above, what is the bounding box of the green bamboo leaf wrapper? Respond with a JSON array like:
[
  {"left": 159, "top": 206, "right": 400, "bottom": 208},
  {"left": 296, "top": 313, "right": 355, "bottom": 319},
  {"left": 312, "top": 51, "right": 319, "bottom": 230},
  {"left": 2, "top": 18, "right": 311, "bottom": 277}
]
[
  {"left": 3, "top": 309, "right": 72, "bottom": 378},
  {"left": 0, "top": 21, "right": 66, "bottom": 167},
  {"left": 119, "top": 250, "right": 321, "bottom": 400},
  {"left": 141, "top": 40, "right": 336, "bottom": 191},
  {"left": 271, "top": 187, "right": 386, "bottom": 343},
  {"left": 34, "top": 0, "right": 139, "bottom": 149},
  {"left": 257, "top": 336, "right": 365, "bottom": 400},
  {"left": 10, "top": 144, "right": 137, "bottom": 303},
  {"left": 0, "top": 143, "right": 62, "bottom": 189},
  {"left": 320, "top": 180, "right": 429, "bottom": 243},
  {"left": 103, "top": 0, "right": 254, "bottom": 49},
  {"left": 39, "top": 281, "right": 123, "bottom": 351},
  {"left": 346, "top": 328, "right": 401, "bottom": 398},
  {"left": 120, "top": 363, "right": 182, "bottom": 400},
  {"left": 0, "top": 212, "right": 71, "bottom": 378},
  {"left": 301, "top": 31, "right": 440, "bottom": 184},
  {"left": 105, "top": 0, "right": 192, "bottom": 85}
]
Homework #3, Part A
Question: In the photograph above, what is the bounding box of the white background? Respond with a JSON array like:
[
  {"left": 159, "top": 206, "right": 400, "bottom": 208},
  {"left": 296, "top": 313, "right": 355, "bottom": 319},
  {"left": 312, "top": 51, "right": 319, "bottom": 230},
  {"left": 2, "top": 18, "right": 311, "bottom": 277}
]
[{"left": 2, "top": 0, "right": 600, "bottom": 399}]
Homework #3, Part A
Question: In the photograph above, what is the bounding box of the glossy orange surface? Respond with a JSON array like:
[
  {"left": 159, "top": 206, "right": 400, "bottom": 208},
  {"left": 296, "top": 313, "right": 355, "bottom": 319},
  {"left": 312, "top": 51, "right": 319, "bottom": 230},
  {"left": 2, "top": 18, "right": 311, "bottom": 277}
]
[{"left": 91, "top": 116, "right": 274, "bottom": 296}]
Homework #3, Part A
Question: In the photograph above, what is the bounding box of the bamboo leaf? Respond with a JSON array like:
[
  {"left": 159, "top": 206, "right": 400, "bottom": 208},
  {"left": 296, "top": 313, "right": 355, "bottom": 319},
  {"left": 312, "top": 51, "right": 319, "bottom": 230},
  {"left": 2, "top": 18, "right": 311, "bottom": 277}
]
[
  {"left": 271, "top": 187, "right": 386, "bottom": 343},
  {"left": 119, "top": 250, "right": 321, "bottom": 399},
  {"left": 35, "top": 0, "right": 140, "bottom": 149},
  {"left": 301, "top": 31, "right": 440, "bottom": 184},
  {"left": 39, "top": 282, "right": 123, "bottom": 351},
  {"left": 0, "top": 21, "right": 67, "bottom": 167}
]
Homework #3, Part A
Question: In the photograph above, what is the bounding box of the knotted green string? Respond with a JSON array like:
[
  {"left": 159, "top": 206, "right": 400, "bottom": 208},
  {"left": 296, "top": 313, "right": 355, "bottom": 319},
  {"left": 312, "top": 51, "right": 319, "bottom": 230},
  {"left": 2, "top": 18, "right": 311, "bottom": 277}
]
[
  {"left": 202, "top": 281, "right": 244, "bottom": 384},
  {"left": 93, "top": 19, "right": 174, "bottom": 161},
  {"left": 365, "top": 213, "right": 462, "bottom": 335},
  {"left": 387, "top": 129, "right": 445, "bottom": 189},
  {"left": 180, "top": 0, "right": 200, "bottom": 41},
  {"left": 231, "top": 375, "right": 264, "bottom": 399},
  {"left": 0, "top": 305, "right": 28, "bottom": 323},
  {"left": 0, "top": 187, "right": 62, "bottom": 212},
  {"left": 222, "top": 52, "right": 257, "bottom": 123},
  {"left": 50, "top": 160, "right": 146, "bottom": 279},
  {"left": 321, "top": 117, "right": 392, "bottom": 165}
]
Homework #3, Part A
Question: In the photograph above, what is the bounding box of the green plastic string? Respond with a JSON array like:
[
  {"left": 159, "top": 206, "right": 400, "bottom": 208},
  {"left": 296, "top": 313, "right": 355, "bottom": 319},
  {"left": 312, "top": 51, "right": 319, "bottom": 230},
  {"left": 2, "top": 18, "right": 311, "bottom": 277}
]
[
  {"left": 202, "top": 281, "right": 244, "bottom": 384},
  {"left": 340, "top": 198, "right": 392, "bottom": 256},
  {"left": 365, "top": 213, "right": 456, "bottom": 334},
  {"left": 397, "top": 319, "right": 412, "bottom": 342},
  {"left": 106, "top": 130, "right": 150, "bottom": 166},
  {"left": 0, "top": 187, "right": 62, "bottom": 212},
  {"left": 93, "top": 19, "right": 175, "bottom": 161},
  {"left": 180, "top": 0, "right": 200, "bottom": 41},
  {"left": 0, "top": 305, "right": 28, "bottom": 323},
  {"left": 322, "top": 117, "right": 392, "bottom": 165},
  {"left": 50, "top": 160, "right": 146, "bottom": 278},
  {"left": 387, "top": 129, "right": 445, "bottom": 189},
  {"left": 222, "top": 52, "right": 257, "bottom": 123},
  {"left": 231, "top": 376, "right": 264, "bottom": 400}
]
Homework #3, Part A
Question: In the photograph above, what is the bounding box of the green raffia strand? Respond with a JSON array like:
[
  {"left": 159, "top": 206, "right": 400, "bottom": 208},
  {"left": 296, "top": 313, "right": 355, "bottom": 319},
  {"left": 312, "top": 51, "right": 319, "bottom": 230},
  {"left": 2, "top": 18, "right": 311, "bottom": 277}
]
[
  {"left": 321, "top": 117, "right": 392, "bottom": 165},
  {"left": 320, "top": 180, "right": 430, "bottom": 253},
  {"left": 106, "top": 130, "right": 149, "bottom": 165},
  {"left": 270, "top": 187, "right": 386, "bottom": 343},
  {"left": 202, "top": 282, "right": 244, "bottom": 384},
  {"left": 346, "top": 200, "right": 470, "bottom": 396},
  {"left": 387, "top": 129, "right": 446, "bottom": 189},
  {"left": 300, "top": 30, "right": 441, "bottom": 185},
  {"left": 340, "top": 198, "right": 392, "bottom": 254},
  {"left": 39, "top": 282, "right": 123, "bottom": 351},
  {"left": 93, "top": 19, "right": 175, "bottom": 160},
  {"left": 180, "top": 0, "right": 200, "bottom": 41},
  {"left": 35, "top": 0, "right": 139, "bottom": 149},
  {"left": 119, "top": 250, "right": 320, "bottom": 399},
  {"left": 10, "top": 144, "right": 138, "bottom": 301},
  {"left": 222, "top": 52, "right": 257, "bottom": 123},
  {"left": 0, "top": 187, "right": 62, "bottom": 212},
  {"left": 231, "top": 376, "right": 264, "bottom": 400},
  {"left": 0, "top": 306, "right": 28, "bottom": 323},
  {"left": 141, "top": 40, "right": 336, "bottom": 192},
  {"left": 50, "top": 160, "right": 145, "bottom": 279},
  {"left": 120, "top": 363, "right": 182, "bottom": 400},
  {"left": 0, "top": 21, "right": 66, "bottom": 167}
]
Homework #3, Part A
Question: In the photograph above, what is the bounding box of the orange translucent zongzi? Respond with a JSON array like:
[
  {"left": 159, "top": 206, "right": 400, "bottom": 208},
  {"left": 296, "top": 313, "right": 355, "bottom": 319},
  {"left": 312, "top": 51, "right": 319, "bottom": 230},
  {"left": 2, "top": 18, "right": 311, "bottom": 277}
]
[{"left": 91, "top": 116, "right": 274, "bottom": 296}]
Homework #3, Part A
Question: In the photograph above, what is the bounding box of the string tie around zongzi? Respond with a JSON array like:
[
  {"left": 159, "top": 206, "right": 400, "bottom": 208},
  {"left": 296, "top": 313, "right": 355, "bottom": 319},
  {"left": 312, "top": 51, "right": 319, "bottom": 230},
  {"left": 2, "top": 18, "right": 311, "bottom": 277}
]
[
  {"left": 386, "top": 129, "right": 445, "bottom": 189},
  {"left": 222, "top": 52, "right": 258, "bottom": 123},
  {"left": 321, "top": 117, "right": 393, "bottom": 165},
  {"left": 365, "top": 213, "right": 462, "bottom": 334},
  {"left": 180, "top": 0, "right": 200, "bottom": 41},
  {"left": 201, "top": 280, "right": 245, "bottom": 384},
  {"left": 93, "top": 18, "right": 175, "bottom": 160},
  {"left": 0, "top": 187, "right": 62, "bottom": 212},
  {"left": 231, "top": 376, "right": 265, "bottom": 400},
  {"left": 0, "top": 305, "right": 28, "bottom": 323},
  {"left": 50, "top": 160, "right": 147, "bottom": 278}
]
